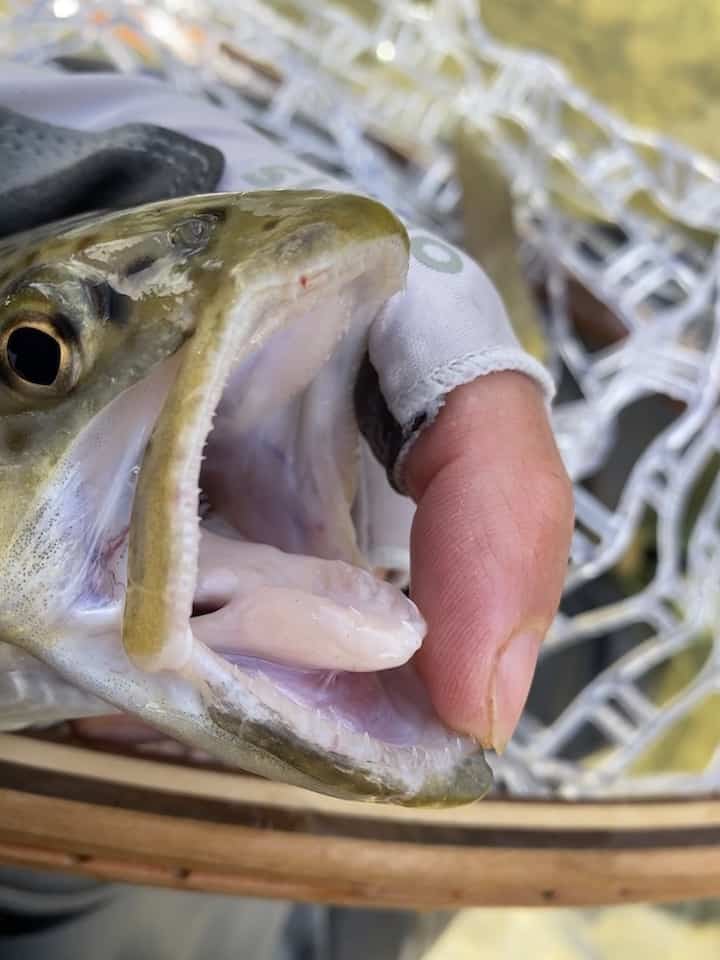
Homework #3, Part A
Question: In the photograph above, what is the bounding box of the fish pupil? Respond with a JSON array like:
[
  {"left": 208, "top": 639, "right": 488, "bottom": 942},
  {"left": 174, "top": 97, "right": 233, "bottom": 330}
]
[{"left": 6, "top": 326, "right": 61, "bottom": 386}]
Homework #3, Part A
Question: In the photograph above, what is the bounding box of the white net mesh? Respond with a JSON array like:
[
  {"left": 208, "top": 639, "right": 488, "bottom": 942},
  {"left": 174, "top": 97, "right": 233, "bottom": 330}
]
[{"left": 3, "top": 0, "right": 720, "bottom": 798}]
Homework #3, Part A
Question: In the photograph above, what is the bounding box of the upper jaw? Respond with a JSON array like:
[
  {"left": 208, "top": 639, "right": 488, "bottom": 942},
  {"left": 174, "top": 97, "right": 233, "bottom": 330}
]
[{"left": 121, "top": 192, "right": 411, "bottom": 675}]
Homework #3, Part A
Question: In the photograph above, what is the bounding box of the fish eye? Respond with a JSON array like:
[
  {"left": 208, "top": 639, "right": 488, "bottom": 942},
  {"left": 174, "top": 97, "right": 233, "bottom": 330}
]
[
  {"left": 170, "top": 216, "right": 215, "bottom": 252},
  {"left": 0, "top": 316, "right": 79, "bottom": 396}
]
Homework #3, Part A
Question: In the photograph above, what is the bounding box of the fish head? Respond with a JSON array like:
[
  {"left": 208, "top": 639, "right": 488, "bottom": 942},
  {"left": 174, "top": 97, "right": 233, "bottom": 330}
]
[{"left": 0, "top": 190, "right": 492, "bottom": 806}]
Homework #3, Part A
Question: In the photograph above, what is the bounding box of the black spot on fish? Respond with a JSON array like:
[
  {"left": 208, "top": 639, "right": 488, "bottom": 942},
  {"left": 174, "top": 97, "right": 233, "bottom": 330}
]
[
  {"left": 107, "top": 286, "right": 131, "bottom": 326},
  {"left": 3, "top": 425, "right": 30, "bottom": 454},
  {"left": 49, "top": 311, "right": 82, "bottom": 347},
  {"left": 198, "top": 206, "right": 227, "bottom": 223},
  {"left": 124, "top": 254, "right": 156, "bottom": 277},
  {"left": 89, "top": 281, "right": 130, "bottom": 326}
]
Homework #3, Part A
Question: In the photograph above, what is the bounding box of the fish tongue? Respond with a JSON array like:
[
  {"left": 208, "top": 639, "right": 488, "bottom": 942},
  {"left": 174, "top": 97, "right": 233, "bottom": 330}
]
[{"left": 190, "top": 529, "right": 425, "bottom": 673}]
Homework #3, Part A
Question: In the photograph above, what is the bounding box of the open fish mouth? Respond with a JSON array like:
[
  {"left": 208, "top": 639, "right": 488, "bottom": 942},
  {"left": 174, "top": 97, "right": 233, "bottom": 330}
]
[{"left": 0, "top": 190, "right": 491, "bottom": 805}]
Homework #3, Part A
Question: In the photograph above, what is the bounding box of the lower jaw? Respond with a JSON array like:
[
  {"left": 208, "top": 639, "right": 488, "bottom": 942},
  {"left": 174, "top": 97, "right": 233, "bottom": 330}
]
[
  {"left": 219, "top": 653, "right": 493, "bottom": 803},
  {"left": 69, "top": 644, "right": 492, "bottom": 805}
]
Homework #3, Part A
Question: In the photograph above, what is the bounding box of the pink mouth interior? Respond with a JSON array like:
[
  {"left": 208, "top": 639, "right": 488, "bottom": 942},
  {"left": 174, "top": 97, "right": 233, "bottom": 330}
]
[
  {"left": 216, "top": 655, "right": 452, "bottom": 749},
  {"left": 179, "top": 299, "right": 460, "bottom": 755},
  {"left": 73, "top": 284, "right": 463, "bottom": 760}
]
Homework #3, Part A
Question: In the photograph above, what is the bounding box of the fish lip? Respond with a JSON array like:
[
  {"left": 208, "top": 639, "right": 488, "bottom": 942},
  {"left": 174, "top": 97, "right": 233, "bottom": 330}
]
[
  {"left": 172, "top": 635, "right": 493, "bottom": 806},
  {"left": 207, "top": 703, "right": 493, "bottom": 807}
]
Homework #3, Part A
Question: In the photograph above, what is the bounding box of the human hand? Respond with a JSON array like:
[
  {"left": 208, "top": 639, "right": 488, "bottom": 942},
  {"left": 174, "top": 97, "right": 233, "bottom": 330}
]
[{"left": 404, "top": 372, "right": 574, "bottom": 751}]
